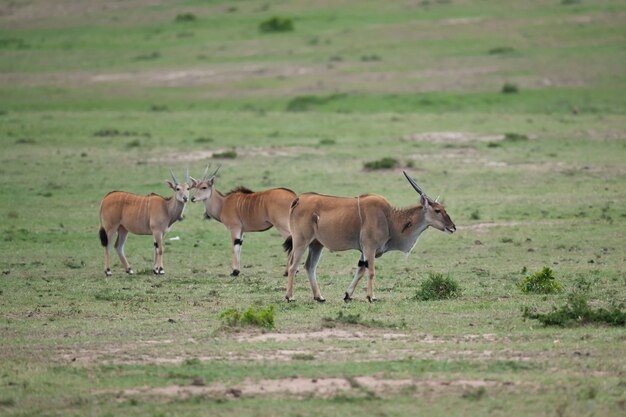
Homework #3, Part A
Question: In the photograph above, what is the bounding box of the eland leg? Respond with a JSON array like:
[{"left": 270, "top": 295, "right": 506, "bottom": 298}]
[
  {"left": 115, "top": 226, "right": 133, "bottom": 275},
  {"left": 152, "top": 232, "right": 164, "bottom": 275},
  {"left": 365, "top": 252, "right": 377, "bottom": 302},
  {"left": 286, "top": 240, "right": 308, "bottom": 302},
  {"left": 230, "top": 228, "right": 243, "bottom": 277},
  {"left": 344, "top": 254, "right": 368, "bottom": 302},
  {"left": 304, "top": 240, "right": 325, "bottom": 302}
]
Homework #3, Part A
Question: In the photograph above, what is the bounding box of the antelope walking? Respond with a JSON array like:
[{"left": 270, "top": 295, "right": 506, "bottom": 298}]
[
  {"left": 190, "top": 165, "right": 296, "bottom": 277},
  {"left": 283, "top": 171, "right": 456, "bottom": 302},
  {"left": 98, "top": 169, "right": 191, "bottom": 276}
]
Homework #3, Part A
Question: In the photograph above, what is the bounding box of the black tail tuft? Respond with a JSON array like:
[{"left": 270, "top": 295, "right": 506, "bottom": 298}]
[
  {"left": 282, "top": 236, "right": 293, "bottom": 255},
  {"left": 99, "top": 227, "right": 108, "bottom": 247}
]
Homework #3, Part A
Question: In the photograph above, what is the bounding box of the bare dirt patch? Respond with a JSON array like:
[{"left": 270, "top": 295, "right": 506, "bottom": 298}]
[
  {"left": 235, "top": 328, "right": 408, "bottom": 343},
  {"left": 148, "top": 147, "right": 321, "bottom": 163},
  {"left": 404, "top": 132, "right": 504, "bottom": 143},
  {"left": 109, "top": 376, "right": 505, "bottom": 399}
]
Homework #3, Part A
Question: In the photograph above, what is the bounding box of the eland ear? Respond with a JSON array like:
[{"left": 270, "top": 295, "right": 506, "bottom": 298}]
[
  {"left": 189, "top": 177, "right": 198, "bottom": 188},
  {"left": 421, "top": 194, "right": 429, "bottom": 208},
  {"left": 166, "top": 180, "right": 176, "bottom": 190}
]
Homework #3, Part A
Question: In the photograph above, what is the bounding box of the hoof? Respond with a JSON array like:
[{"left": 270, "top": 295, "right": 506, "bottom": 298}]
[
  {"left": 158, "top": 267, "right": 165, "bottom": 275},
  {"left": 314, "top": 296, "right": 326, "bottom": 303},
  {"left": 283, "top": 271, "right": 288, "bottom": 277},
  {"left": 343, "top": 292, "right": 352, "bottom": 303},
  {"left": 285, "top": 295, "right": 295, "bottom": 303},
  {"left": 366, "top": 295, "right": 378, "bottom": 303},
  {"left": 153, "top": 268, "right": 159, "bottom": 275},
  {"left": 104, "top": 269, "right": 112, "bottom": 277},
  {"left": 126, "top": 268, "right": 134, "bottom": 275},
  {"left": 230, "top": 269, "right": 240, "bottom": 277}
]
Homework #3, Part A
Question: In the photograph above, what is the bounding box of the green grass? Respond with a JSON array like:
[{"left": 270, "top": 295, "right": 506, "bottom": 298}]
[{"left": 1, "top": 0, "right": 625, "bottom": 416}]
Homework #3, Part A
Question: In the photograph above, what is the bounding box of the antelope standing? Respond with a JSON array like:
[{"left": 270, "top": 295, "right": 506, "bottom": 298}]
[
  {"left": 190, "top": 165, "right": 296, "bottom": 277},
  {"left": 98, "top": 169, "right": 191, "bottom": 276},
  {"left": 283, "top": 171, "right": 456, "bottom": 302}
]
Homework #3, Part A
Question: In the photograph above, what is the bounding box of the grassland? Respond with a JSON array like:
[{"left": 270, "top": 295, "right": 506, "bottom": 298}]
[{"left": 0, "top": 0, "right": 625, "bottom": 416}]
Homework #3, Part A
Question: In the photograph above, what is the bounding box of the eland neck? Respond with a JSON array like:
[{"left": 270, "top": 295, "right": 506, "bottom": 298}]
[
  {"left": 203, "top": 189, "right": 224, "bottom": 222},
  {"left": 388, "top": 205, "right": 429, "bottom": 254}
]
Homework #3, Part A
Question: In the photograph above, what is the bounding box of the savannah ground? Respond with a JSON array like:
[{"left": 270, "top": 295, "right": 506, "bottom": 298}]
[{"left": 0, "top": 0, "right": 625, "bottom": 416}]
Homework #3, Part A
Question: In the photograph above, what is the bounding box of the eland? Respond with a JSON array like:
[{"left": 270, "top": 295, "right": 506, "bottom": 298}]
[
  {"left": 190, "top": 164, "right": 296, "bottom": 277},
  {"left": 98, "top": 169, "right": 192, "bottom": 276},
  {"left": 283, "top": 171, "right": 456, "bottom": 302}
]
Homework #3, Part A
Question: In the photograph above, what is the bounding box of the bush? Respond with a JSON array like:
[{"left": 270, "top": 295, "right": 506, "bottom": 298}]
[
  {"left": 503, "top": 132, "right": 529, "bottom": 142},
  {"left": 415, "top": 273, "right": 461, "bottom": 301},
  {"left": 517, "top": 267, "right": 561, "bottom": 294},
  {"left": 363, "top": 157, "right": 399, "bottom": 170},
  {"left": 259, "top": 17, "right": 294, "bottom": 33},
  {"left": 501, "top": 83, "right": 519, "bottom": 94},
  {"left": 286, "top": 94, "right": 346, "bottom": 112},
  {"left": 523, "top": 293, "right": 626, "bottom": 327},
  {"left": 213, "top": 150, "right": 237, "bottom": 159},
  {"left": 175, "top": 13, "right": 196, "bottom": 22},
  {"left": 488, "top": 46, "right": 515, "bottom": 55},
  {"left": 220, "top": 305, "right": 275, "bottom": 329}
]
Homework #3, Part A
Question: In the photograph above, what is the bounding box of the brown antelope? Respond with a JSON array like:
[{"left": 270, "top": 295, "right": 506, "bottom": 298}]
[
  {"left": 98, "top": 169, "right": 192, "bottom": 276},
  {"left": 283, "top": 171, "right": 456, "bottom": 302},
  {"left": 190, "top": 164, "right": 296, "bottom": 277}
]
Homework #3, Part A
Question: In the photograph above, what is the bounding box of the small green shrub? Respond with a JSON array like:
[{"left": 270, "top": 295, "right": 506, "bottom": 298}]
[
  {"left": 470, "top": 209, "right": 480, "bottom": 220},
  {"left": 213, "top": 150, "right": 237, "bottom": 159},
  {"left": 220, "top": 305, "right": 275, "bottom": 329},
  {"left": 517, "top": 267, "right": 561, "bottom": 294},
  {"left": 194, "top": 137, "right": 213, "bottom": 143},
  {"left": 488, "top": 46, "right": 515, "bottom": 55},
  {"left": 259, "top": 16, "right": 294, "bottom": 33},
  {"left": 175, "top": 13, "right": 196, "bottom": 22},
  {"left": 134, "top": 51, "right": 160, "bottom": 61},
  {"left": 415, "top": 273, "right": 461, "bottom": 301},
  {"left": 286, "top": 94, "right": 346, "bottom": 112},
  {"left": 462, "top": 386, "right": 486, "bottom": 401},
  {"left": 319, "top": 138, "right": 336, "bottom": 145},
  {"left": 15, "top": 138, "right": 36, "bottom": 144},
  {"left": 501, "top": 83, "right": 519, "bottom": 94},
  {"left": 363, "top": 157, "right": 399, "bottom": 170},
  {"left": 503, "top": 132, "right": 529, "bottom": 142},
  {"left": 523, "top": 293, "right": 626, "bottom": 327},
  {"left": 561, "top": 0, "right": 581, "bottom": 5},
  {"left": 149, "top": 105, "right": 169, "bottom": 112},
  {"left": 291, "top": 353, "right": 315, "bottom": 360}
]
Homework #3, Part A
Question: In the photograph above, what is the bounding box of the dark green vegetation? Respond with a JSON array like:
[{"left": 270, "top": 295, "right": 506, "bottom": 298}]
[
  {"left": 517, "top": 267, "right": 562, "bottom": 294},
  {"left": 523, "top": 293, "right": 626, "bottom": 327},
  {"left": 1, "top": 0, "right": 625, "bottom": 416},
  {"left": 220, "top": 305, "right": 276, "bottom": 329},
  {"left": 415, "top": 273, "right": 462, "bottom": 301}
]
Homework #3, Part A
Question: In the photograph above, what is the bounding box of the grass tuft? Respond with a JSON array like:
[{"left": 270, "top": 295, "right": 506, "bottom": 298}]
[
  {"left": 415, "top": 273, "right": 461, "bottom": 301},
  {"left": 363, "top": 157, "right": 398, "bottom": 170},
  {"left": 488, "top": 46, "right": 515, "bottom": 55},
  {"left": 286, "top": 94, "right": 346, "bottom": 112},
  {"left": 517, "top": 267, "right": 561, "bottom": 294},
  {"left": 220, "top": 305, "right": 275, "bottom": 329},
  {"left": 501, "top": 82, "right": 519, "bottom": 94},
  {"left": 259, "top": 17, "right": 294, "bottom": 33},
  {"left": 213, "top": 150, "right": 237, "bottom": 159},
  {"left": 523, "top": 293, "right": 626, "bottom": 327},
  {"left": 175, "top": 13, "right": 196, "bottom": 22}
]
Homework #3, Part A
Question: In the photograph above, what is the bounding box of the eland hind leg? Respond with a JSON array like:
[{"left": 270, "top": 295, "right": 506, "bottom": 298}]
[
  {"left": 101, "top": 227, "right": 116, "bottom": 276},
  {"left": 115, "top": 226, "right": 133, "bottom": 275},
  {"left": 285, "top": 237, "right": 309, "bottom": 302},
  {"left": 304, "top": 240, "right": 325, "bottom": 302}
]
